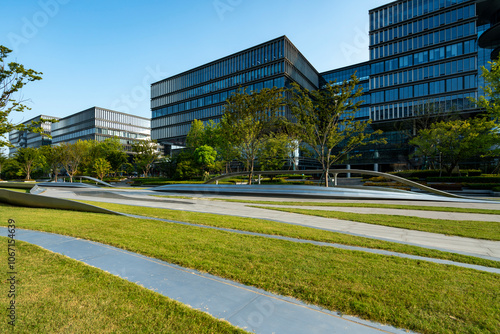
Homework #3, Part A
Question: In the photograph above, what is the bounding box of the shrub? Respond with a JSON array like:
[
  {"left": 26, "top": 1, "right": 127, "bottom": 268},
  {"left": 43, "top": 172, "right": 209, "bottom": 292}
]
[{"left": 427, "top": 176, "right": 500, "bottom": 183}]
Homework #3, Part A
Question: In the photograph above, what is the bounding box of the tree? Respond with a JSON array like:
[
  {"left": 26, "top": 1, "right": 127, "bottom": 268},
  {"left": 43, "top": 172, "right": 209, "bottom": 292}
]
[
  {"left": 410, "top": 118, "right": 498, "bottom": 175},
  {"left": 60, "top": 140, "right": 91, "bottom": 182},
  {"left": 95, "top": 138, "right": 127, "bottom": 176},
  {"left": 131, "top": 139, "right": 161, "bottom": 177},
  {"left": 194, "top": 145, "right": 217, "bottom": 175},
  {"left": 1, "top": 46, "right": 44, "bottom": 147},
  {"left": 14, "top": 147, "right": 44, "bottom": 180},
  {"left": 93, "top": 157, "right": 111, "bottom": 181},
  {"left": 221, "top": 87, "right": 287, "bottom": 184},
  {"left": 288, "top": 76, "right": 385, "bottom": 186},
  {"left": 259, "top": 133, "right": 296, "bottom": 176},
  {"left": 40, "top": 145, "right": 64, "bottom": 181},
  {"left": 475, "top": 55, "right": 500, "bottom": 119},
  {"left": 0, "top": 153, "right": 6, "bottom": 179}
]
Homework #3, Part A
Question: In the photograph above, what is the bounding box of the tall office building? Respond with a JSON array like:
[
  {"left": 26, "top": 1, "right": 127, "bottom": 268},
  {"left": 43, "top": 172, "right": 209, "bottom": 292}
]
[
  {"left": 51, "top": 107, "right": 151, "bottom": 153},
  {"left": 367, "top": 0, "right": 496, "bottom": 169},
  {"left": 8, "top": 115, "right": 59, "bottom": 155},
  {"left": 151, "top": 36, "right": 319, "bottom": 151}
]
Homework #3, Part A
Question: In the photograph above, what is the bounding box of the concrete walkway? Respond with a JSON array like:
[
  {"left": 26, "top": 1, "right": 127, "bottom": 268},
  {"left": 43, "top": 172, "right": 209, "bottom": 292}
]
[
  {"left": 255, "top": 205, "right": 500, "bottom": 222},
  {"left": 1, "top": 227, "right": 412, "bottom": 334},
  {"left": 38, "top": 187, "right": 500, "bottom": 261}
]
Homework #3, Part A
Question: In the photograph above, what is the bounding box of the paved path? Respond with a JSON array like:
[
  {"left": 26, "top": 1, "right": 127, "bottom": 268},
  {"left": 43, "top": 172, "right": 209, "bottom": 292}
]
[
  {"left": 1, "top": 227, "right": 412, "bottom": 334},
  {"left": 255, "top": 205, "right": 500, "bottom": 222},
  {"left": 39, "top": 187, "right": 500, "bottom": 261}
]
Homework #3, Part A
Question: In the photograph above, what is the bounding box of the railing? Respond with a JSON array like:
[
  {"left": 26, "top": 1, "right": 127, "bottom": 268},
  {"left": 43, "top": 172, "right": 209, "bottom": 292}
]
[{"left": 205, "top": 169, "right": 468, "bottom": 199}]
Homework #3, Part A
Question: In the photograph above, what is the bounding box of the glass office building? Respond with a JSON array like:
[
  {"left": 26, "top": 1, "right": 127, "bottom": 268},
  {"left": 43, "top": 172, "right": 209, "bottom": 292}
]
[
  {"left": 367, "top": 0, "right": 497, "bottom": 169},
  {"left": 8, "top": 115, "right": 59, "bottom": 155},
  {"left": 51, "top": 107, "right": 151, "bottom": 153},
  {"left": 151, "top": 36, "right": 319, "bottom": 149},
  {"left": 152, "top": 0, "right": 499, "bottom": 170}
]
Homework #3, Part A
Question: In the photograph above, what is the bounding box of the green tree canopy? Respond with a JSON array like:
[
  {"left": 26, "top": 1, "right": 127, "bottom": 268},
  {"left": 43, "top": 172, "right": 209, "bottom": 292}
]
[
  {"left": 476, "top": 55, "right": 500, "bottom": 119},
  {"left": 288, "top": 76, "right": 385, "bottom": 186},
  {"left": 221, "top": 87, "right": 287, "bottom": 183},
  {"left": 14, "top": 147, "right": 45, "bottom": 180},
  {"left": 93, "top": 157, "right": 111, "bottom": 181},
  {"left": 60, "top": 140, "right": 91, "bottom": 182},
  {"left": 1, "top": 46, "right": 44, "bottom": 147},
  {"left": 410, "top": 118, "right": 498, "bottom": 175},
  {"left": 132, "top": 139, "right": 161, "bottom": 177},
  {"left": 40, "top": 145, "right": 64, "bottom": 181}
]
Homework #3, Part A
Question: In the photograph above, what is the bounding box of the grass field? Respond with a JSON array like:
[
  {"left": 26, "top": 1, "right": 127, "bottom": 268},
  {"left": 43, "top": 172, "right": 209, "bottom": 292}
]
[
  {"left": 77, "top": 200, "right": 500, "bottom": 269},
  {"left": 1, "top": 204, "right": 499, "bottom": 334},
  {"left": 252, "top": 206, "right": 500, "bottom": 241},
  {"left": 153, "top": 195, "right": 500, "bottom": 215},
  {"left": 0, "top": 238, "right": 246, "bottom": 333}
]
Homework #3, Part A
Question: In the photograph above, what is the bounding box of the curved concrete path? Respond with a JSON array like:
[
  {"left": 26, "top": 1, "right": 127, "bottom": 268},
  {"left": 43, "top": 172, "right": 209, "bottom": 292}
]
[
  {"left": 37, "top": 187, "right": 500, "bottom": 261},
  {"left": 0, "top": 227, "right": 412, "bottom": 334}
]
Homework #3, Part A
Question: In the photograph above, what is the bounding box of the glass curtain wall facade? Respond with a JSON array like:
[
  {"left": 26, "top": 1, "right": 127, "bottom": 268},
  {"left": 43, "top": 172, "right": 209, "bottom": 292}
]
[
  {"left": 51, "top": 107, "right": 151, "bottom": 153},
  {"left": 8, "top": 115, "right": 59, "bottom": 155},
  {"left": 367, "top": 0, "right": 497, "bottom": 169},
  {"left": 151, "top": 36, "right": 319, "bottom": 148}
]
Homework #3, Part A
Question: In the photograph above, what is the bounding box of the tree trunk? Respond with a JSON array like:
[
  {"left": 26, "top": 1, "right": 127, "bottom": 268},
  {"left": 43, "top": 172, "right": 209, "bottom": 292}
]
[
  {"left": 248, "top": 162, "right": 254, "bottom": 185},
  {"left": 324, "top": 167, "right": 329, "bottom": 187}
]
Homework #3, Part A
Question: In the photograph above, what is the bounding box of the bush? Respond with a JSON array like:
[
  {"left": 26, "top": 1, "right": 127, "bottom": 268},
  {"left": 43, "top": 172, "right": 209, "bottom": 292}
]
[
  {"left": 462, "top": 183, "right": 500, "bottom": 190},
  {"left": 427, "top": 176, "right": 500, "bottom": 183},
  {"left": 391, "top": 169, "right": 482, "bottom": 178}
]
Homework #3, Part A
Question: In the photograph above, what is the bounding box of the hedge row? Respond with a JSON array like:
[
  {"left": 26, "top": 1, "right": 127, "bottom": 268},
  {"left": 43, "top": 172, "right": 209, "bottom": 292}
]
[
  {"left": 390, "top": 169, "right": 482, "bottom": 178},
  {"left": 427, "top": 176, "right": 500, "bottom": 183}
]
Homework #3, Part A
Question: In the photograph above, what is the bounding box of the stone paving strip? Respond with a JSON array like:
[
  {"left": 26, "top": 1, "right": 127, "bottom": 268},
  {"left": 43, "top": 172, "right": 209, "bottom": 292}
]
[
  {"left": 252, "top": 205, "right": 500, "bottom": 222},
  {"left": 0, "top": 227, "right": 413, "bottom": 334},
  {"left": 123, "top": 214, "right": 499, "bottom": 274}
]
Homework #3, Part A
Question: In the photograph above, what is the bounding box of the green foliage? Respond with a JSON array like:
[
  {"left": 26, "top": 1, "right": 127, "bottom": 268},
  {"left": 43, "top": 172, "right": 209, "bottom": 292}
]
[
  {"left": 410, "top": 118, "right": 498, "bottom": 175},
  {"left": 221, "top": 87, "right": 288, "bottom": 183},
  {"left": 259, "top": 133, "right": 295, "bottom": 175},
  {"left": 194, "top": 145, "right": 217, "bottom": 171},
  {"left": 427, "top": 176, "right": 500, "bottom": 183},
  {"left": 0, "top": 46, "right": 45, "bottom": 147},
  {"left": 288, "top": 76, "right": 386, "bottom": 186},
  {"left": 60, "top": 140, "right": 91, "bottom": 182},
  {"left": 475, "top": 55, "right": 500, "bottom": 119},
  {"left": 132, "top": 139, "right": 161, "bottom": 177},
  {"left": 0, "top": 153, "right": 6, "bottom": 179},
  {"left": 391, "top": 169, "right": 482, "bottom": 178},
  {"left": 14, "top": 147, "right": 45, "bottom": 180},
  {"left": 93, "top": 157, "right": 112, "bottom": 180},
  {"left": 39, "top": 145, "right": 64, "bottom": 181}
]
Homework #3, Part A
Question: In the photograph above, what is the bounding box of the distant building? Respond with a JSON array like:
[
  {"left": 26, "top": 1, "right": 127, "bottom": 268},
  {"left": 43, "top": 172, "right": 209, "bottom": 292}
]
[
  {"left": 8, "top": 115, "right": 59, "bottom": 155},
  {"left": 50, "top": 107, "right": 151, "bottom": 153}
]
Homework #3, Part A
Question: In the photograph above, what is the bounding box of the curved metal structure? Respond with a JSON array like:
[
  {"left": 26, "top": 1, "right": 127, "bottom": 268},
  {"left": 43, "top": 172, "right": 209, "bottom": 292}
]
[
  {"left": 205, "top": 169, "right": 469, "bottom": 199},
  {"left": 74, "top": 176, "right": 115, "bottom": 187},
  {"left": 0, "top": 188, "right": 124, "bottom": 215}
]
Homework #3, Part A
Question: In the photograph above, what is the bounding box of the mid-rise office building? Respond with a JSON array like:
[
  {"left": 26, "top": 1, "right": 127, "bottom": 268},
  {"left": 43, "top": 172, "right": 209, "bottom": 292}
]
[
  {"left": 151, "top": 36, "right": 319, "bottom": 150},
  {"left": 151, "top": 0, "right": 499, "bottom": 170},
  {"left": 51, "top": 107, "right": 151, "bottom": 153},
  {"left": 8, "top": 115, "right": 59, "bottom": 155}
]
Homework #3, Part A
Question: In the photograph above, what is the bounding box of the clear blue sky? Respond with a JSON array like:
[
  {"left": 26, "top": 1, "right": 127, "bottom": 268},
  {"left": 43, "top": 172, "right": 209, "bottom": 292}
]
[{"left": 2, "top": 0, "right": 388, "bottom": 126}]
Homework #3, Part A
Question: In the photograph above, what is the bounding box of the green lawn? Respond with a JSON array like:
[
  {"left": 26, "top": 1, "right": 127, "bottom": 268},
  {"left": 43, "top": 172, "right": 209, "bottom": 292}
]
[
  {"left": 154, "top": 195, "right": 500, "bottom": 215},
  {"left": 2, "top": 204, "right": 499, "bottom": 334},
  {"left": 253, "top": 206, "right": 500, "bottom": 241},
  {"left": 78, "top": 200, "right": 500, "bottom": 269},
  {"left": 0, "top": 239, "right": 246, "bottom": 334}
]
